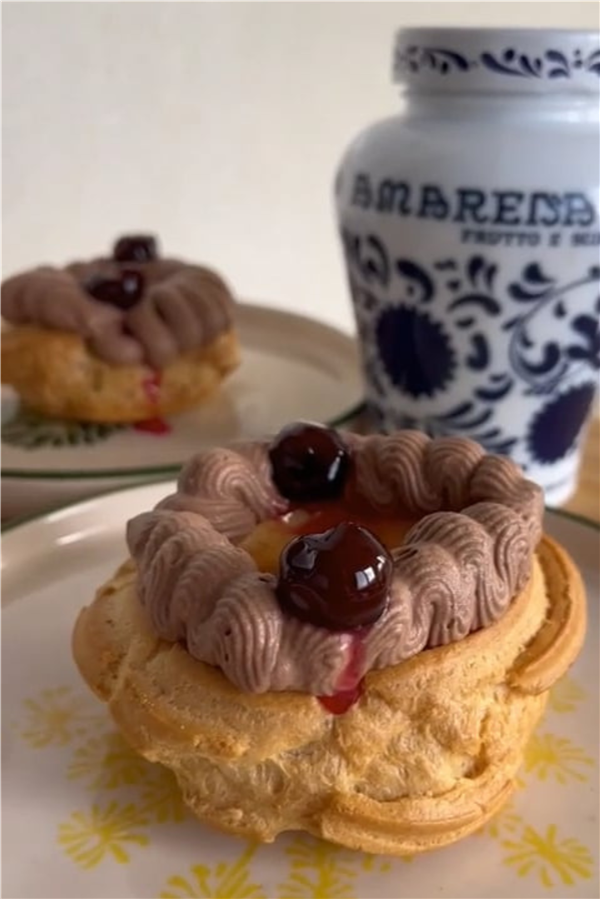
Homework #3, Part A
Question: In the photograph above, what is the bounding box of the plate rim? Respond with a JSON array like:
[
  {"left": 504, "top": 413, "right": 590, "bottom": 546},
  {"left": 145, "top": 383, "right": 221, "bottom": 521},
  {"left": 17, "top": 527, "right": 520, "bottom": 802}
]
[
  {"left": 1, "top": 302, "right": 364, "bottom": 480},
  {"left": 3, "top": 476, "right": 599, "bottom": 536}
]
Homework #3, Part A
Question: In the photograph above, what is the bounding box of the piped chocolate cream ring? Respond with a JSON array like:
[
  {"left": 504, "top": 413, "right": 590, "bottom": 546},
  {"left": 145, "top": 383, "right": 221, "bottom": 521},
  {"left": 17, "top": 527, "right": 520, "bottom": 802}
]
[{"left": 126, "top": 431, "right": 545, "bottom": 694}]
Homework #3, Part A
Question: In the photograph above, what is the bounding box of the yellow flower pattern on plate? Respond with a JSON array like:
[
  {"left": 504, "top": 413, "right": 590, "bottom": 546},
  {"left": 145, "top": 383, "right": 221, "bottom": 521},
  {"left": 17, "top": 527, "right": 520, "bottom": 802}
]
[
  {"left": 502, "top": 824, "right": 593, "bottom": 887},
  {"left": 479, "top": 799, "right": 523, "bottom": 840},
  {"left": 138, "top": 763, "right": 190, "bottom": 824},
  {"left": 58, "top": 801, "right": 149, "bottom": 869},
  {"left": 361, "top": 853, "right": 396, "bottom": 873},
  {"left": 67, "top": 730, "right": 189, "bottom": 822},
  {"left": 278, "top": 836, "right": 364, "bottom": 898},
  {"left": 524, "top": 732, "right": 594, "bottom": 784},
  {"left": 158, "top": 844, "right": 264, "bottom": 898},
  {"left": 548, "top": 675, "right": 587, "bottom": 714},
  {"left": 68, "top": 733, "right": 150, "bottom": 789},
  {"left": 12, "top": 673, "right": 598, "bottom": 895},
  {"left": 158, "top": 838, "right": 401, "bottom": 899},
  {"left": 16, "top": 686, "right": 104, "bottom": 748}
]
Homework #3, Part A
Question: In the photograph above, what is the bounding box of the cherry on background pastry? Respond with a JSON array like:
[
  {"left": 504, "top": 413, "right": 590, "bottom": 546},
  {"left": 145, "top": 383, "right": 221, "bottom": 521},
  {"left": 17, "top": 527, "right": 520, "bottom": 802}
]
[
  {"left": 85, "top": 270, "right": 145, "bottom": 311},
  {"left": 113, "top": 234, "right": 158, "bottom": 263}
]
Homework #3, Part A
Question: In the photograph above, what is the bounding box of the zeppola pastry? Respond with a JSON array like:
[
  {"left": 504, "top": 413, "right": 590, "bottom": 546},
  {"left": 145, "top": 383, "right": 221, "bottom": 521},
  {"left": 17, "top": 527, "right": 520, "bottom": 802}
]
[
  {"left": 1, "top": 234, "right": 240, "bottom": 422},
  {"left": 73, "top": 424, "right": 586, "bottom": 855}
]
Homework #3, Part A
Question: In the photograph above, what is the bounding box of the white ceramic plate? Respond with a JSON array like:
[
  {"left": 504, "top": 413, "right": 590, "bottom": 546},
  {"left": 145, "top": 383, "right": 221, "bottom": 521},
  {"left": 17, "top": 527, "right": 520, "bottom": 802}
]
[
  {"left": 1, "top": 303, "right": 363, "bottom": 519},
  {"left": 2, "top": 483, "right": 598, "bottom": 899}
]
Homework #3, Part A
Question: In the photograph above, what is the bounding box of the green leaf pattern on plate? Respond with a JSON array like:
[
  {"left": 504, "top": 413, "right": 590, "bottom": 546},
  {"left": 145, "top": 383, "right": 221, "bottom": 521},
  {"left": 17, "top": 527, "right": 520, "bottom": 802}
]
[{"left": 1, "top": 407, "right": 125, "bottom": 449}]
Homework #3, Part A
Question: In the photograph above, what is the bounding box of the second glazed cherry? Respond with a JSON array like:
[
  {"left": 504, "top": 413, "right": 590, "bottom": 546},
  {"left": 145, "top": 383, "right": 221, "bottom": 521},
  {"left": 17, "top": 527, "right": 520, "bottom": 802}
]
[{"left": 269, "top": 422, "right": 350, "bottom": 502}]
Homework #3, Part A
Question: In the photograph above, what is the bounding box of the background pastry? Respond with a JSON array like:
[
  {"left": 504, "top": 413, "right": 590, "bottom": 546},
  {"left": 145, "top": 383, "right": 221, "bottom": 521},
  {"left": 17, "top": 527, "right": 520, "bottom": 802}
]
[
  {"left": 72, "top": 425, "right": 587, "bottom": 855},
  {"left": 1, "top": 234, "right": 240, "bottom": 422}
]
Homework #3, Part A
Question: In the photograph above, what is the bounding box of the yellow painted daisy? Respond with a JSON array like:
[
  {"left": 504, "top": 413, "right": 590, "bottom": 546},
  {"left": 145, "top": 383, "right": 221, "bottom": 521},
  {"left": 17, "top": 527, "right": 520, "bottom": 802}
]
[
  {"left": 524, "top": 733, "right": 594, "bottom": 784},
  {"left": 548, "top": 676, "right": 586, "bottom": 714},
  {"left": 361, "top": 853, "right": 394, "bottom": 873},
  {"left": 18, "top": 686, "right": 104, "bottom": 748},
  {"left": 138, "top": 764, "right": 189, "bottom": 824},
  {"left": 159, "top": 844, "right": 264, "bottom": 898},
  {"left": 483, "top": 801, "right": 522, "bottom": 840},
  {"left": 502, "top": 823, "right": 593, "bottom": 887},
  {"left": 58, "top": 801, "right": 149, "bottom": 869},
  {"left": 68, "top": 732, "right": 151, "bottom": 790},
  {"left": 278, "top": 836, "right": 357, "bottom": 898}
]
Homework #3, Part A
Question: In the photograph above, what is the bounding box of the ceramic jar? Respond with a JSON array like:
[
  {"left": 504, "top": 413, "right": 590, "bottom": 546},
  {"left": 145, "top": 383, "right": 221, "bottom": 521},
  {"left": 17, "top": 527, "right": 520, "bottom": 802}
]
[{"left": 335, "top": 27, "right": 600, "bottom": 505}]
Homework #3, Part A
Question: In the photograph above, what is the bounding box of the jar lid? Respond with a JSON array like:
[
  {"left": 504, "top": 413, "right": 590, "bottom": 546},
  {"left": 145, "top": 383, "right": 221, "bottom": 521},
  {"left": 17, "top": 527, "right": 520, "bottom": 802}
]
[{"left": 393, "top": 27, "right": 600, "bottom": 94}]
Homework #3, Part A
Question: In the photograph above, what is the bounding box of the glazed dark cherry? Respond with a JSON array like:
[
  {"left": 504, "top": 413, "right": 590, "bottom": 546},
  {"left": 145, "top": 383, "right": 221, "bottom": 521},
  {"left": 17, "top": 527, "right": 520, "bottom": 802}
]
[
  {"left": 276, "top": 521, "right": 392, "bottom": 631},
  {"left": 84, "top": 270, "right": 145, "bottom": 311},
  {"left": 113, "top": 234, "right": 158, "bottom": 263},
  {"left": 269, "top": 422, "right": 350, "bottom": 502}
]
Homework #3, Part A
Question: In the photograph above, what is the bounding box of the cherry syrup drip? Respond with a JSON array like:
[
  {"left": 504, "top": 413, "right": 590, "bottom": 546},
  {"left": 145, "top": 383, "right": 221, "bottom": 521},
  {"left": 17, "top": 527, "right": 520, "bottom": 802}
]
[
  {"left": 267, "top": 423, "right": 394, "bottom": 713},
  {"left": 318, "top": 632, "right": 366, "bottom": 715},
  {"left": 135, "top": 370, "right": 171, "bottom": 435},
  {"left": 142, "top": 371, "right": 162, "bottom": 404},
  {"left": 319, "top": 683, "right": 363, "bottom": 715}
]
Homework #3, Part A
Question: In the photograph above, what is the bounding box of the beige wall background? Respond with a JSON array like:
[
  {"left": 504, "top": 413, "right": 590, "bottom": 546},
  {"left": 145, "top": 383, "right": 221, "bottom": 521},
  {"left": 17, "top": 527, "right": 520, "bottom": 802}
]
[{"left": 3, "top": 1, "right": 599, "bottom": 333}]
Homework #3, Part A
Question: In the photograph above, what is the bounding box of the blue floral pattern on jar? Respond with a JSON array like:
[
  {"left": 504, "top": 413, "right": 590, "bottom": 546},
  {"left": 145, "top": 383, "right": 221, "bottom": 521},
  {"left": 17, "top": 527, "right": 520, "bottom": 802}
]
[{"left": 342, "top": 227, "right": 600, "bottom": 476}]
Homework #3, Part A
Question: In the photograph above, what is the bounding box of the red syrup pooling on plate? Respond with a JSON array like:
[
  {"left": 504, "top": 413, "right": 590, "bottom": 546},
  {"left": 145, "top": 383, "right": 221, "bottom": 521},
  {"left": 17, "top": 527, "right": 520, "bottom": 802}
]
[
  {"left": 318, "top": 631, "right": 367, "bottom": 715},
  {"left": 136, "top": 370, "right": 171, "bottom": 435},
  {"left": 134, "top": 417, "right": 171, "bottom": 435}
]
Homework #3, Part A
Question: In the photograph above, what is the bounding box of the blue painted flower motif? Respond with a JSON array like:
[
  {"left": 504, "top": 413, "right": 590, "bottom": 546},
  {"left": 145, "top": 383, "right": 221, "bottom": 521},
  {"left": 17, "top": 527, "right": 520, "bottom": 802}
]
[
  {"left": 345, "top": 237, "right": 598, "bottom": 471},
  {"left": 375, "top": 305, "right": 456, "bottom": 398},
  {"left": 503, "top": 263, "right": 600, "bottom": 394},
  {"left": 526, "top": 382, "right": 597, "bottom": 464},
  {"left": 567, "top": 315, "right": 600, "bottom": 368}
]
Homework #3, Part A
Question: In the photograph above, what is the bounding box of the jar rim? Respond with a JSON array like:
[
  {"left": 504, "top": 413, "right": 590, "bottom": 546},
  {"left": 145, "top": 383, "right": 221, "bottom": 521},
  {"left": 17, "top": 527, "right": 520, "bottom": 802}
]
[
  {"left": 393, "top": 26, "right": 600, "bottom": 95},
  {"left": 397, "top": 27, "right": 599, "bottom": 37}
]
